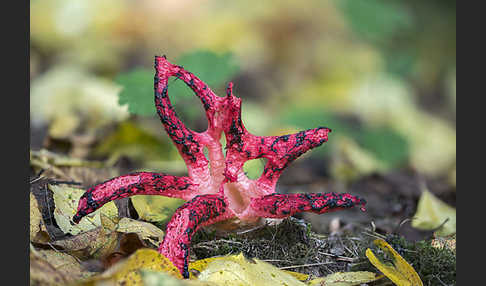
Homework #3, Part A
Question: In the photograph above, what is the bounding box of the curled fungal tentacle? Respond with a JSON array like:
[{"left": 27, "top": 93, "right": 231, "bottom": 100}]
[
  {"left": 248, "top": 193, "right": 366, "bottom": 219},
  {"left": 159, "top": 194, "right": 234, "bottom": 278},
  {"left": 72, "top": 172, "right": 196, "bottom": 223}
]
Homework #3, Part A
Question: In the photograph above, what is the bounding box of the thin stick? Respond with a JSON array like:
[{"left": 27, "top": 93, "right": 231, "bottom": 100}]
[
  {"left": 317, "top": 252, "right": 356, "bottom": 262},
  {"left": 278, "top": 262, "right": 333, "bottom": 270}
]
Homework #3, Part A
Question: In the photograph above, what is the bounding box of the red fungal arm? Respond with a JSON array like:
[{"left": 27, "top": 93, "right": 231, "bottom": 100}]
[
  {"left": 222, "top": 85, "right": 331, "bottom": 187},
  {"left": 247, "top": 193, "right": 366, "bottom": 219},
  {"left": 154, "top": 56, "right": 225, "bottom": 170},
  {"left": 159, "top": 194, "right": 234, "bottom": 278},
  {"left": 72, "top": 172, "right": 197, "bottom": 223}
]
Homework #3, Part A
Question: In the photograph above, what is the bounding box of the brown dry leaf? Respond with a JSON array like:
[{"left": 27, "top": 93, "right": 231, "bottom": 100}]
[
  {"left": 308, "top": 271, "right": 382, "bottom": 286},
  {"left": 366, "top": 239, "right": 423, "bottom": 286},
  {"left": 51, "top": 226, "right": 119, "bottom": 260},
  {"left": 49, "top": 214, "right": 119, "bottom": 260},
  {"left": 80, "top": 248, "right": 182, "bottom": 286},
  {"left": 194, "top": 253, "right": 306, "bottom": 286},
  {"left": 118, "top": 233, "right": 146, "bottom": 258},
  {"left": 31, "top": 249, "right": 96, "bottom": 285},
  {"left": 431, "top": 234, "right": 456, "bottom": 253},
  {"left": 116, "top": 217, "right": 165, "bottom": 248},
  {"left": 30, "top": 251, "right": 67, "bottom": 286},
  {"left": 30, "top": 192, "right": 50, "bottom": 243}
]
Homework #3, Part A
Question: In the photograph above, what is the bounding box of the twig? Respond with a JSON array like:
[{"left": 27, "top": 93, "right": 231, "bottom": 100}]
[
  {"left": 317, "top": 252, "right": 356, "bottom": 262},
  {"left": 362, "top": 230, "right": 386, "bottom": 240},
  {"left": 261, "top": 259, "right": 293, "bottom": 264},
  {"left": 278, "top": 262, "right": 333, "bottom": 270}
]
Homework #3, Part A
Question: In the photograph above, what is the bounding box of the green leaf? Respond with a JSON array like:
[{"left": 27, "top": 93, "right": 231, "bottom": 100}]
[
  {"left": 176, "top": 50, "right": 239, "bottom": 88},
  {"left": 115, "top": 50, "right": 240, "bottom": 116},
  {"left": 116, "top": 68, "right": 155, "bottom": 116},
  {"left": 356, "top": 127, "right": 409, "bottom": 168},
  {"left": 335, "top": 0, "right": 413, "bottom": 44}
]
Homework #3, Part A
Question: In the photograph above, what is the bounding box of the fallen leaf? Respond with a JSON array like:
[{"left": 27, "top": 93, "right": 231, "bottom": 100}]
[
  {"left": 431, "top": 234, "right": 456, "bottom": 253},
  {"left": 308, "top": 271, "right": 382, "bottom": 286},
  {"left": 30, "top": 251, "right": 67, "bottom": 286},
  {"left": 83, "top": 248, "right": 182, "bottom": 285},
  {"left": 51, "top": 184, "right": 118, "bottom": 235},
  {"left": 189, "top": 255, "right": 309, "bottom": 282},
  {"left": 366, "top": 239, "right": 423, "bottom": 286},
  {"left": 193, "top": 253, "right": 306, "bottom": 286},
  {"left": 131, "top": 195, "right": 185, "bottom": 224},
  {"left": 116, "top": 217, "right": 165, "bottom": 248},
  {"left": 141, "top": 270, "right": 217, "bottom": 286},
  {"left": 283, "top": 270, "right": 309, "bottom": 282},
  {"left": 330, "top": 135, "right": 387, "bottom": 182},
  {"left": 411, "top": 190, "right": 456, "bottom": 237},
  {"left": 31, "top": 249, "right": 96, "bottom": 284},
  {"left": 30, "top": 192, "right": 48, "bottom": 243},
  {"left": 50, "top": 225, "right": 118, "bottom": 260}
]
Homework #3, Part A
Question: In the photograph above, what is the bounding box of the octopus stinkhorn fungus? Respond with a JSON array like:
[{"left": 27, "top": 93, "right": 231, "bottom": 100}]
[{"left": 72, "top": 56, "right": 366, "bottom": 278}]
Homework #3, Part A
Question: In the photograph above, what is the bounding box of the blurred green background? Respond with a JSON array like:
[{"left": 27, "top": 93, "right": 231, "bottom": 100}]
[{"left": 30, "top": 0, "right": 456, "bottom": 185}]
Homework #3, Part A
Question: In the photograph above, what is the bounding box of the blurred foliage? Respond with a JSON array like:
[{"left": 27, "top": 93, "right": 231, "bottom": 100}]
[
  {"left": 31, "top": 0, "right": 455, "bottom": 179},
  {"left": 94, "top": 121, "right": 172, "bottom": 165},
  {"left": 116, "top": 50, "right": 239, "bottom": 117},
  {"left": 30, "top": 65, "right": 129, "bottom": 139}
]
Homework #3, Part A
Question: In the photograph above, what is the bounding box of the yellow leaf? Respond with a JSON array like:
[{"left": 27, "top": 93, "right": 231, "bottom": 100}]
[
  {"left": 190, "top": 255, "right": 309, "bottom": 282},
  {"left": 84, "top": 248, "right": 182, "bottom": 286},
  {"left": 51, "top": 184, "right": 118, "bottom": 235},
  {"left": 194, "top": 253, "right": 306, "bottom": 286},
  {"left": 365, "top": 239, "right": 423, "bottom": 286},
  {"left": 131, "top": 195, "right": 185, "bottom": 223},
  {"left": 411, "top": 190, "right": 456, "bottom": 237},
  {"left": 308, "top": 271, "right": 382, "bottom": 286},
  {"left": 283, "top": 270, "right": 309, "bottom": 282},
  {"left": 141, "top": 270, "right": 217, "bottom": 286},
  {"left": 116, "top": 217, "right": 165, "bottom": 248},
  {"left": 189, "top": 256, "right": 222, "bottom": 275}
]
